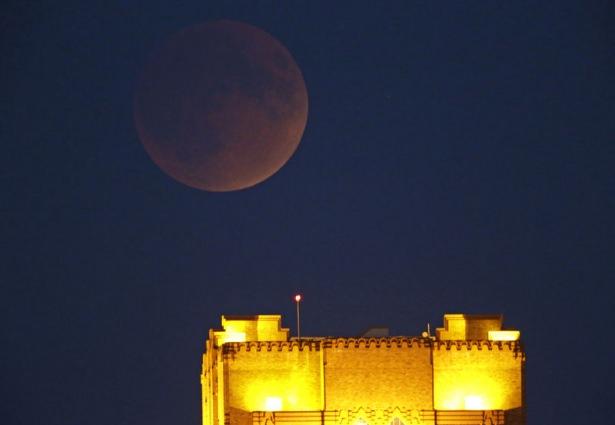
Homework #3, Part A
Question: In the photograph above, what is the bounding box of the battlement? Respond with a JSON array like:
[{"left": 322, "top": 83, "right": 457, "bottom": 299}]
[
  {"left": 325, "top": 337, "right": 429, "bottom": 349},
  {"left": 435, "top": 314, "right": 520, "bottom": 342},
  {"left": 220, "top": 337, "right": 435, "bottom": 353},
  {"left": 433, "top": 340, "right": 522, "bottom": 352},
  {"left": 211, "top": 315, "right": 289, "bottom": 346},
  {"left": 222, "top": 340, "right": 323, "bottom": 353},
  {"left": 208, "top": 313, "right": 521, "bottom": 350}
]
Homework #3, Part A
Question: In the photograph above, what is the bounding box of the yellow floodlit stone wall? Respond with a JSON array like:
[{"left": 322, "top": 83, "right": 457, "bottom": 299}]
[
  {"left": 224, "top": 342, "right": 323, "bottom": 413},
  {"left": 433, "top": 341, "right": 523, "bottom": 411},
  {"left": 324, "top": 338, "right": 433, "bottom": 410}
]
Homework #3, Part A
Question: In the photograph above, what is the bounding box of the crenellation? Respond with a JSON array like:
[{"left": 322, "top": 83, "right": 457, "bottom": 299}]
[
  {"left": 327, "top": 337, "right": 427, "bottom": 350},
  {"left": 433, "top": 339, "right": 521, "bottom": 352},
  {"left": 222, "top": 339, "right": 326, "bottom": 353}
]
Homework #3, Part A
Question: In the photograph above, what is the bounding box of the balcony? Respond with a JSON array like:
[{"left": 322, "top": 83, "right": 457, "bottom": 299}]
[{"left": 251, "top": 410, "right": 505, "bottom": 425}]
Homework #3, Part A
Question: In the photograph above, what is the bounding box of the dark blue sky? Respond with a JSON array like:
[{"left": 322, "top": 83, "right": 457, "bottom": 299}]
[{"left": 3, "top": 1, "right": 614, "bottom": 424}]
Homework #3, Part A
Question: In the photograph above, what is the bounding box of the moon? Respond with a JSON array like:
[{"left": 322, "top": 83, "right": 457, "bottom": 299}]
[{"left": 134, "top": 20, "right": 308, "bottom": 192}]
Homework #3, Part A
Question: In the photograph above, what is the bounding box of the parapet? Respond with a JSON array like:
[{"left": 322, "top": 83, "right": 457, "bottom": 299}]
[
  {"left": 436, "top": 314, "right": 520, "bottom": 341},
  {"left": 210, "top": 315, "right": 289, "bottom": 346}
]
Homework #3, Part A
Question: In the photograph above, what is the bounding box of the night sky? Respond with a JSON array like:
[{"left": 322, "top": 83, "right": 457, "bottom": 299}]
[{"left": 3, "top": 1, "right": 614, "bottom": 424}]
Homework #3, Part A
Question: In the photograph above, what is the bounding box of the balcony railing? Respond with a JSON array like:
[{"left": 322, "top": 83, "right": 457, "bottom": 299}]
[{"left": 251, "top": 410, "right": 505, "bottom": 425}]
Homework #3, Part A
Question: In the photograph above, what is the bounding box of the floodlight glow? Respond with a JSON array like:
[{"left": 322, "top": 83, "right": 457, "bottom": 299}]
[
  {"left": 488, "top": 330, "right": 520, "bottom": 341},
  {"left": 464, "top": 395, "right": 486, "bottom": 410},
  {"left": 222, "top": 331, "right": 246, "bottom": 343},
  {"left": 265, "top": 396, "right": 282, "bottom": 411}
]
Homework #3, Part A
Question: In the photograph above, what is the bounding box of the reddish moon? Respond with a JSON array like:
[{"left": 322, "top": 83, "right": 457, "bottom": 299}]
[{"left": 134, "top": 20, "right": 308, "bottom": 191}]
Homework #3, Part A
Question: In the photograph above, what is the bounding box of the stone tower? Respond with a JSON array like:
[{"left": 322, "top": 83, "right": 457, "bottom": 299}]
[{"left": 201, "top": 314, "right": 525, "bottom": 425}]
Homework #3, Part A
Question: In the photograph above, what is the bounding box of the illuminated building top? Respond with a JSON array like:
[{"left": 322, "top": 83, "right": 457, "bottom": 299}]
[{"left": 201, "top": 314, "right": 525, "bottom": 425}]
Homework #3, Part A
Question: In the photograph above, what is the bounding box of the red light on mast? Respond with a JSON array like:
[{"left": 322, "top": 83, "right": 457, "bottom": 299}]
[{"left": 294, "top": 294, "right": 302, "bottom": 340}]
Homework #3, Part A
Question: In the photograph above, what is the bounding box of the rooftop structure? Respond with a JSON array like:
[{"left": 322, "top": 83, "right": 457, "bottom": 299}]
[{"left": 201, "top": 314, "right": 525, "bottom": 425}]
